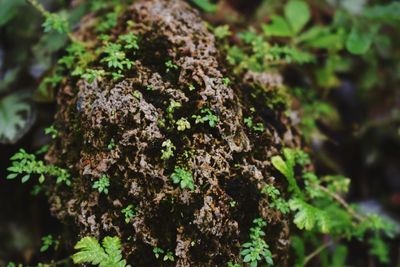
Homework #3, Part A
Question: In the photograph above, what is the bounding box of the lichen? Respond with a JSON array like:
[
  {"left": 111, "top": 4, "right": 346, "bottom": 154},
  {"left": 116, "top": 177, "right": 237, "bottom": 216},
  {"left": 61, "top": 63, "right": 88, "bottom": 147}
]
[{"left": 45, "top": 0, "right": 301, "bottom": 266}]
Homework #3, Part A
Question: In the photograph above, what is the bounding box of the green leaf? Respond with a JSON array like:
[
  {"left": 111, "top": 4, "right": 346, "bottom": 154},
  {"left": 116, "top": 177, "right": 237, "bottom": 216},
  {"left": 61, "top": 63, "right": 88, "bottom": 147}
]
[
  {"left": 0, "top": 0, "right": 24, "bottom": 26},
  {"left": 368, "top": 234, "right": 389, "bottom": 264},
  {"left": 346, "top": 23, "right": 379, "bottom": 55},
  {"left": 6, "top": 173, "right": 18, "bottom": 179},
  {"left": 331, "top": 245, "right": 348, "bottom": 267},
  {"left": 291, "top": 236, "right": 305, "bottom": 267},
  {"left": 284, "top": 0, "right": 310, "bottom": 35},
  {"left": 262, "top": 16, "right": 292, "bottom": 37},
  {"left": 72, "top": 237, "right": 108, "bottom": 265},
  {"left": 271, "top": 155, "right": 291, "bottom": 180},
  {"left": 298, "top": 26, "right": 344, "bottom": 49},
  {"left": 289, "top": 199, "right": 316, "bottom": 231},
  {"left": 363, "top": 3, "right": 400, "bottom": 23},
  {"left": 21, "top": 174, "right": 30, "bottom": 183},
  {"left": 72, "top": 236, "right": 128, "bottom": 267},
  {"left": 0, "top": 92, "right": 35, "bottom": 144},
  {"left": 190, "top": 0, "right": 217, "bottom": 13}
]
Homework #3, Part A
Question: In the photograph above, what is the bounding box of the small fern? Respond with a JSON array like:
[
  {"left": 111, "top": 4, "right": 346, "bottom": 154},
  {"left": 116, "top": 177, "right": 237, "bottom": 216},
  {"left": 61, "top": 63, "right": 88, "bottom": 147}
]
[
  {"left": 240, "top": 218, "right": 273, "bottom": 267},
  {"left": 72, "top": 236, "right": 129, "bottom": 267},
  {"left": 7, "top": 149, "right": 71, "bottom": 185}
]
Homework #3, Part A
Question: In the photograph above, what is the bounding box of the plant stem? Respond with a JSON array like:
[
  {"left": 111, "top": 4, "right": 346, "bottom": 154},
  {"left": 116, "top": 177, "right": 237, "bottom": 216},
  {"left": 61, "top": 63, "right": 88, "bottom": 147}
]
[
  {"left": 316, "top": 185, "right": 366, "bottom": 222},
  {"left": 303, "top": 240, "right": 332, "bottom": 266}
]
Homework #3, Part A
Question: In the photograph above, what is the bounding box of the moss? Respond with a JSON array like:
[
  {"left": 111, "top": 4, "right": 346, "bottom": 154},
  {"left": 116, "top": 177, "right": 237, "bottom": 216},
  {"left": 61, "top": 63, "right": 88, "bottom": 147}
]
[{"left": 45, "top": 0, "right": 302, "bottom": 266}]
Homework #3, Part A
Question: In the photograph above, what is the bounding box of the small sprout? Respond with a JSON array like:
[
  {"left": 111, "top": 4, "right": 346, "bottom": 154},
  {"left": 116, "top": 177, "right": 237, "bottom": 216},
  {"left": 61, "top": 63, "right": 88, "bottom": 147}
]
[
  {"left": 146, "top": 85, "right": 154, "bottom": 91},
  {"left": 253, "top": 122, "right": 264, "bottom": 132},
  {"left": 229, "top": 200, "right": 237, "bottom": 207},
  {"left": 262, "top": 185, "right": 289, "bottom": 214},
  {"left": 112, "top": 70, "right": 124, "bottom": 80},
  {"left": 99, "top": 34, "right": 111, "bottom": 42},
  {"left": 167, "top": 99, "right": 182, "bottom": 114},
  {"left": 171, "top": 167, "right": 194, "bottom": 191},
  {"left": 42, "top": 13, "right": 69, "bottom": 34},
  {"left": 96, "top": 11, "right": 118, "bottom": 33},
  {"left": 244, "top": 117, "right": 264, "bottom": 132},
  {"left": 176, "top": 118, "right": 191, "bottom": 131},
  {"left": 118, "top": 32, "right": 139, "bottom": 50},
  {"left": 192, "top": 108, "right": 218, "bottom": 127},
  {"left": 244, "top": 117, "right": 253, "bottom": 128},
  {"left": 163, "top": 251, "right": 175, "bottom": 262},
  {"left": 108, "top": 138, "right": 116, "bottom": 150},
  {"left": 161, "top": 139, "right": 176, "bottom": 160},
  {"left": 31, "top": 185, "right": 42, "bottom": 196},
  {"left": 132, "top": 90, "right": 142, "bottom": 99},
  {"left": 40, "top": 235, "right": 58, "bottom": 252},
  {"left": 214, "top": 25, "right": 231, "bottom": 39},
  {"left": 227, "top": 262, "right": 240, "bottom": 267},
  {"left": 93, "top": 175, "right": 110, "bottom": 194},
  {"left": 188, "top": 84, "right": 195, "bottom": 91},
  {"left": 153, "top": 247, "right": 164, "bottom": 259},
  {"left": 240, "top": 218, "right": 273, "bottom": 266},
  {"left": 165, "top": 60, "right": 178, "bottom": 72},
  {"left": 222, "top": 77, "right": 231, "bottom": 86},
  {"left": 45, "top": 125, "right": 58, "bottom": 139},
  {"left": 82, "top": 69, "right": 105, "bottom": 83},
  {"left": 121, "top": 205, "right": 136, "bottom": 223},
  {"left": 101, "top": 43, "right": 134, "bottom": 70}
]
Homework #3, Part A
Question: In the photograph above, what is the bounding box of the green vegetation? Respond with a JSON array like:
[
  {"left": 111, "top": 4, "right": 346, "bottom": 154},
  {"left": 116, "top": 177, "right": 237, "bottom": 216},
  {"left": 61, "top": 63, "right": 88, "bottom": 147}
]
[
  {"left": 153, "top": 247, "right": 175, "bottom": 262},
  {"left": 7, "top": 149, "right": 71, "bottom": 185},
  {"left": 270, "top": 148, "right": 397, "bottom": 265},
  {"left": 72, "top": 236, "right": 129, "bottom": 267},
  {"left": 165, "top": 60, "right": 178, "bottom": 72},
  {"left": 0, "top": 92, "right": 33, "bottom": 144},
  {"left": 171, "top": 167, "right": 194, "bottom": 191},
  {"left": 261, "top": 184, "right": 289, "bottom": 214},
  {"left": 121, "top": 205, "right": 136, "bottom": 223},
  {"left": 240, "top": 218, "right": 273, "bottom": 267},
  {"left": 40, "top": 235, "right": 58, "bottom": 252},
  {"left": 93, "top": 175, "right": 110, "bottom": 194},
  {"left": 44, "top": 125, "right": 58, "bottom": 139},
  {"left": 176, "top": 118, "right": 191, "bottom": 131},
  {"left": 192, "top": 108, "right": 219, "bottom": 128},
  {"left": 161, "top": 139, "right": 176, "bottom": 160},
  {"left": 244, "top": 117, "right": 265, "bottom": 133}
]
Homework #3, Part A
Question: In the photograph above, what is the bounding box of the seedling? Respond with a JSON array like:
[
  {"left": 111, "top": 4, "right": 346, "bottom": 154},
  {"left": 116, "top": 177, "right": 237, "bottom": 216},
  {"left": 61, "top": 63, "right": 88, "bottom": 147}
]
[
  {"left": 161, "top": 139, "right": 176, "bottom": 160},
  {"left": 121, "top": 205, "right": 136, "bottom": 223},
  {"left": 240, "top": 218, "right": 273, "bottom": 266},
  {"left": 165, "top": 60, "right": 178, "bottom": 72},
  {"left": 176, "top": 118, "right": 191, "bottom": 131},
  {"left": 192, "top": 108, "right": 218, "bottom": 127},
  {"left": 171, "top": 167, "right": 194, "bottom": 190},
  {"left": 93, "top": 175, "right": 110, "bottom": 194}
]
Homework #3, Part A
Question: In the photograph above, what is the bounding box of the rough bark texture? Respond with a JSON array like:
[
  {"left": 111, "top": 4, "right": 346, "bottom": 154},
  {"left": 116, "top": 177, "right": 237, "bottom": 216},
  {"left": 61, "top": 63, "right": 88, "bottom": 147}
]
[{"left": 46, "top": 0, "right": 300, "bottom": 266}]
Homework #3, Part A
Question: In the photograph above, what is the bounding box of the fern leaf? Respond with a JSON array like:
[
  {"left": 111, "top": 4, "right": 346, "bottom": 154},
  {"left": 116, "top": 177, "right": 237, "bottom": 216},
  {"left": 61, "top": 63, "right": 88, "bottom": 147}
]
[
  {"left": 72, "top": 237, "right": 108, "bottom": 265},
  {"left": 101, "top": 236, "right": 127, "bottom": 267},
  {"left": 72, "top": 236, "right": 128, "bottom": 267},
  {"left": 289, "top": 198, "right": 316, "bottom": 231},
  {"left": 271, "top": 151, "right": 303, "bottom": 197}
]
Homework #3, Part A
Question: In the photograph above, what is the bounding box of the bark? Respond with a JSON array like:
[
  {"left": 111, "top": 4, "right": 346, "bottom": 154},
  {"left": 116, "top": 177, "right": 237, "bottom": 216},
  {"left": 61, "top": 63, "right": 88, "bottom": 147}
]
[{"left": 46, "top": 0, "right": 301, "bottom": 266}]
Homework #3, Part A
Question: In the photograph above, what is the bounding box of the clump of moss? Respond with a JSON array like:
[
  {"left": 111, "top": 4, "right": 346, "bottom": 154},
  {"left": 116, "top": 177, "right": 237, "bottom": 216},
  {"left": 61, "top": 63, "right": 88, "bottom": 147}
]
[{"left": 45, "top": 0, "right": 301, "bottom": 266}]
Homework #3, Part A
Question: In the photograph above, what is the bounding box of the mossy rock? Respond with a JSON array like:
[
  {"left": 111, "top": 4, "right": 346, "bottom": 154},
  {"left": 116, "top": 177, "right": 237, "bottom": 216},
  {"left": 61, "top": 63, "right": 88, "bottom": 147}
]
[{"left": 46, "top": 0, "right": 301, "bottom": 265}]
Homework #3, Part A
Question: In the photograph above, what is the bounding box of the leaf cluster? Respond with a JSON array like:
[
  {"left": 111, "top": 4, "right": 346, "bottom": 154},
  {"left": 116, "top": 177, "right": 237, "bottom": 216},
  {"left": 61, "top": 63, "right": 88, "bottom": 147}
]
[{"left": 72, "top": 236, "right": 129, "bottom": 267}]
